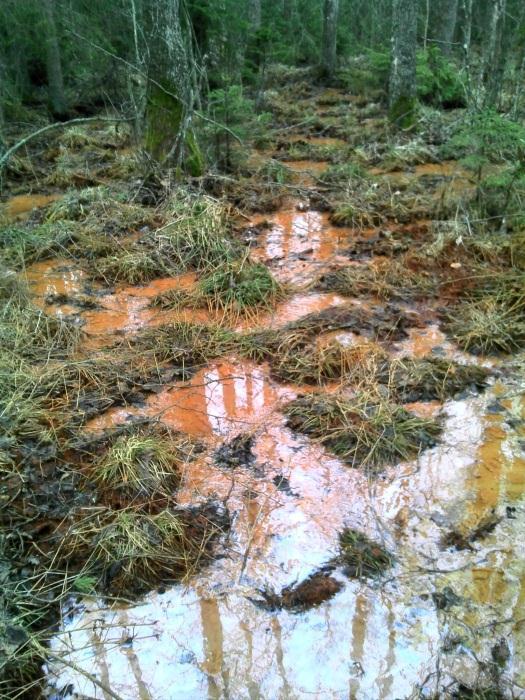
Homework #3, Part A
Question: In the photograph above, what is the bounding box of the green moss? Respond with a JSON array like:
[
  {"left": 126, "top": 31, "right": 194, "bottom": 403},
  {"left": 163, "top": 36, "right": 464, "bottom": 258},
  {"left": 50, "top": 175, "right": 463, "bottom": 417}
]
[
  {"left": 389, "top": 95, "right": 417, "bottom": 129},
  {"left": 145, "top": 85, "right": 204, "bottom": 175}
]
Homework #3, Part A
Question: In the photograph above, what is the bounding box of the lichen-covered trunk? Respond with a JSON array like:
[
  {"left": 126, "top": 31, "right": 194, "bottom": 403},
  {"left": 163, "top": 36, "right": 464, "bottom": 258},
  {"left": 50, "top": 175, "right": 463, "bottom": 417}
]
[
  {"left": 144, "top": 0, "right": 203, "bottom": 174},
  {"left": 321, "top": 0, "right": 339, "bottom": 80},
  {"left": 389, "top": 0, "right": 417, "bottom": 128},
  {"left": 481, "top": 0, "right": 507, "bottom": 107},
  {"left": 42, "top": 0, "right": 67, "bottom": 117},
  {"left": 430, "top": 0, "right": 458, "bottom": 56},
  {"left": 459, "top": 0, "right": 472, "bottom": 64}
]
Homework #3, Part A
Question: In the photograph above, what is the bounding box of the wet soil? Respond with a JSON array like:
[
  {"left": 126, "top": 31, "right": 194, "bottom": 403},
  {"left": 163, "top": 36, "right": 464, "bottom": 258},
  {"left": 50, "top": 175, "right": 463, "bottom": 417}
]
[{"left": 3, "top": 87, "right": 525, "bottom": 700}]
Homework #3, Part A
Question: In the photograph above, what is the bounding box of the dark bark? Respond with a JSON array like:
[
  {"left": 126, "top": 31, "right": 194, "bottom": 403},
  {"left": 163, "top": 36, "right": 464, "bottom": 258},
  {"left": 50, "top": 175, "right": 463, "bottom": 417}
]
[
  {"left": 481, "top": 0, "right": 507, "bottom": 107},
  {"left": 389, "top": 0, "right": 417, "bottom": 128},
  {"left": 429, "top": 0, "right": 459, "bottom": 56},
  {"left": 321, "top": 0, "right": 339, "bottom": 80},
  {"left": 42, "top": 0, "right": 67, "bottom": 117}
]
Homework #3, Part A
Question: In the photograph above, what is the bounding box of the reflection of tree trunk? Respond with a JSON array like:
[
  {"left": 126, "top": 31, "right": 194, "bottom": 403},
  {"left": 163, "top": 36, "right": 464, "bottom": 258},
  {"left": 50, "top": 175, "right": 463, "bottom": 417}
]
[
  {"left": 321, "top": 0, "right": 339, "bottom": 80},
  {"left": 389, "top": 0, "right": 417, "bottom": 128},
  {"left": 430, "top": 0, "right": 458, "bottom": 56},
  {"left": 144, "top": 0, "right": 203, "bottom": 174},
  {"left": 42, "top": 0, "right": 67, "bottom": 117},
  {"left": 481, "top": 0, "right": 507, "bottom": 107}
]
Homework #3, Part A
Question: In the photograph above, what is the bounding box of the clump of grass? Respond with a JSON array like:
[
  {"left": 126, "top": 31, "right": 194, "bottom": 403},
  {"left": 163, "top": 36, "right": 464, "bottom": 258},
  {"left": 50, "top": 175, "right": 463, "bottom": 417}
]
[
  {"left": 93, "top": 249, "right": 167, "bottom": 285},
  {"left": 257, "top": 159, "right": 293, "bottom": 184},
  {"left": 318, "top": 260, "right": 435, "bottom": 301},
  {"left": 0, "top": 221, "right": 79, "bottom": 268},
  {"left": 0, "top": 295, "right": 81, "bottom": 358},
  {"left": 61, "top": 503, "right": 227, "bottom": 596},
  {"left": 329, "top": 178, "right": 435, "bottom": 228},
  {"left": 338, "top": 528, "right": 394, "bottom": 578},
  {"left": 92, "top": 434, "right": 184, "bottom": 496},
  {"left": 150, "top": 192, "right": 240, "bottom": 272},
  {"left": 378, "top": 357, "right": 490, "bottom": 402},
  {"left": 320, "top": 162, "right": 367, "bottom": 185},
  {"left": 284, "top": 391, "right": 441, "bottom": 470},
  {"left": 444, "top": 293, "right": 525, "bottom": 355},
  {"left": 330, "top": 202, "right": 382, "bottom": 228},
  {"left": 198, "top": 260, "right": 284, "bottom": 311},
  {"left": 268, "top": 335, "right": 381, "bottom": 385},
  {"left": 131, "top": 320, "right": 235, "bottom": 366},
  {"left": 380, "top": 140, "right": 435, "bottom": 171},
  {"left": 150, "top": 287, "right": 197, "bottom": 310},
  {"left": 419, "top": 220, "right": 510, "bottom": 267},
  {"left": 61, "top": 510, "right": 190, "bottom": 595},
  {"left": 45, "top": 186, "right": 108, "bottom": 222}
]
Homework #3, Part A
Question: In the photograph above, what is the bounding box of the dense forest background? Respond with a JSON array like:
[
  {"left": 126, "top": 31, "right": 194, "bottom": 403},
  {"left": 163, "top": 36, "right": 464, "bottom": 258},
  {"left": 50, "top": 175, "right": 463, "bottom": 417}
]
[{"left": 0, "top": 0, "right": 524, "bottom": 173}]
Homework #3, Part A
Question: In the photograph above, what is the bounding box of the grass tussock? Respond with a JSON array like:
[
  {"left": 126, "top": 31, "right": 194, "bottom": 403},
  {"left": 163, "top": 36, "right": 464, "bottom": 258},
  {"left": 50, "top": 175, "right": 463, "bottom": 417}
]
[
  {"left": 149, "top": 192, "right": 240, "bottom": 272},
  {"left": 131, "top": 320, "right": 235, "bottom": 366},
  {"left": 378, "top": 357, "right": 490, "bottom": 402},
  {"left": 318, "top": 260, "right": 436, "bottom": 301},
  {"left": 269, "top": 333, "right": 382, "bottom": 385},
  {"left": 60, "top": 508, "right": 216, "bottom": 596},
  {"left": 93, "top": 248, "right": 167, "bottom": 285},
  {"left": 327, "top": 176, "right": 432, "bottom": 228},
  {"left": 60, "top": 502, "right": 228, "bottom": 596},
  {"left": 46, "top": 186, "right": 154, "bottom": 234},
  {"left": 444, "top": 293, "right": 525, "bottom": 355},
  {"left": 0, "top": 221, "right": 79, "bottom": 268},
  {"left": 198, "top": 260, "right": 284, "bottom": 311},
  {"left": 0, "top": 290, "right": 81, "bottom": 359},
  {"left": 284, "top": 390, "right": 441, "bottom": 470},
  {"left": 92, "top": 433, "right": 187, "bottom": 497},
  {"left": 338, "top": 529, "right": 394, "bottom": 578}
]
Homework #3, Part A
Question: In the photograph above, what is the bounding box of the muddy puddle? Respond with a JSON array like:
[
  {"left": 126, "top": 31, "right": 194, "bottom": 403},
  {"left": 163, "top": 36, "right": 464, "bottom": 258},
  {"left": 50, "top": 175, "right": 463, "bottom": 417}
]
[
  {"left": 10, "top": 95, "right": 523, "bottom": 699},
  {"left": 250, "top": 206, "right": 353, "bottom": 284},
  {"left": 46, "top": 383, "right": 525, "bottom": 699}
]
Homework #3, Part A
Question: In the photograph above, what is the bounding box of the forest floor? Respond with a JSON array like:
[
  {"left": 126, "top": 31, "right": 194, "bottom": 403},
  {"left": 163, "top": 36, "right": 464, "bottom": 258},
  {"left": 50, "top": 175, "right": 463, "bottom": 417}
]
[{"left": 2, "top": 74, "right": 525, "bottom": 699}]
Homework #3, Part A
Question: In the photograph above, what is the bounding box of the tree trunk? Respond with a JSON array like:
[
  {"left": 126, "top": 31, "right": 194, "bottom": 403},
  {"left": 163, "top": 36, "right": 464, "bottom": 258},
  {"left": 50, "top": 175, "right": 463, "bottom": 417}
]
[
  {"left": 389, "top": 0, "right": 417, "bottom": 128},
  {"left": 429, "top": 0, "right": 458, "bottom": 56},
  {"left": 144, "top": 0, "right": 203, "bottom": 174},
  {"left": 481, "top": 0, "right": 507, "bottom": 107},
  {"left": 0, "top": 59, "right": 5, "bottom": 159},
  {"left": 42, "top": 0, "right": 67, "bottom": 117},
  {"left": 460, "top": 0, "right": 472, "bottom": 64},
  {"left": 321, "top": 0, "right": 339, "bottom": 80},
  {"left": 248, "top": 0, "right": 261, "bottom": 31}
]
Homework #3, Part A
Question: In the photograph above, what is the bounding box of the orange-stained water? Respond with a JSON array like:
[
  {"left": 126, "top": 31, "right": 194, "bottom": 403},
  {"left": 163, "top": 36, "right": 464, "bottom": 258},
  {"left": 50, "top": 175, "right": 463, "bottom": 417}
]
[
  {"left": 87, "top": 359, "right": 293, "bottom": 438},
  {"left": 250, "top": 205, "right": 353, "bottom": 283},
  {"left": 2, "top": 193, "right": 60, "bottom": 218}
]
